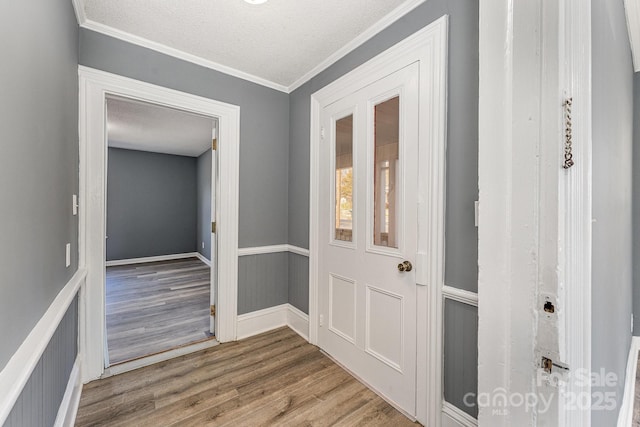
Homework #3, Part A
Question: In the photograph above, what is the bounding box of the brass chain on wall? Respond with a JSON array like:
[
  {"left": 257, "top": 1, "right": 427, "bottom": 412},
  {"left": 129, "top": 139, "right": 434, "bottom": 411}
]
[{"left": 563, "top": 97, "right": 574, "bottom": 169}]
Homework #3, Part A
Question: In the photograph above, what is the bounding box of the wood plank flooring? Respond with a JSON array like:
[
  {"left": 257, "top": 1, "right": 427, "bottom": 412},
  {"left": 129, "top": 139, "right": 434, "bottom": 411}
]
[
  {"left": 76, "top": 327, "right": 418, "bottom": 426},
  {"left": 106, "top": 258, "right": 212, "bottom": 364},
  {"left": 633, "top": 353, "right": 640, "bottom": 426}
]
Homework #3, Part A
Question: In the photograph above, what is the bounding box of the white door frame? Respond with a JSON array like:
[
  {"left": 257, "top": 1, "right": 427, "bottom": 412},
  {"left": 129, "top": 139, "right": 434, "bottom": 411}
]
[
  {"left": 478, "top": 0, "right": 591, "bottom": 425},
  {"left": 78, "top": 66, "right": 240, "bottom": 382},
  {"left": 309, "top": 17, "right": 448, "bottom": 426}
]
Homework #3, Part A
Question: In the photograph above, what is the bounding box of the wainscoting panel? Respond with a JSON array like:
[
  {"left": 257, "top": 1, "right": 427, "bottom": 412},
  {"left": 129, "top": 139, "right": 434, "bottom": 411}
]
[
  {"left": 443, "top": 298, "right": 478, "bottom": 419},
  {"left": 288, "top": 252, "right": 309, "bottom": 314},
  {"left": 238, "top": 252, "right": 288, "bottom": 315},
  {"left": 4, "top": 297, "right": 78, "bottom": 427}
]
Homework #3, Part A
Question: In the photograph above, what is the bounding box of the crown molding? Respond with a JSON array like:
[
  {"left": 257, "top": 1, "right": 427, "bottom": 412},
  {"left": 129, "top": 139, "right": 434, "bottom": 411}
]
[
  {"left": 624, "top": 0, "right": 640, "bottom": 71},
  {"left": 71, "top": 0, "right": 86, "bottom": 26},
  {"left": 73, "top": 0, "right": 427, "bottom": 94},
  {"left": 287, "top": 0, "right": 428, "bottom": 92},
  {"left": 79, "top": 18, "right": 289, "bottom": 93}
]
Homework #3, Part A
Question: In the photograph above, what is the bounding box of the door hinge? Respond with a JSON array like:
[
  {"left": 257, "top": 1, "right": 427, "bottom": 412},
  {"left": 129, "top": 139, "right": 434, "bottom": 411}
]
[
  {"left": 210, "top": 305, "right": 216, "bottom": 316},
  {"left": 211, "top": 222, "right": 217, "bottom": 233},
  {"left": 212, "top": 138, "right": 217, "bottom": 151},
  {"left": 320, "top": 127, "right": 325, "bottom": 139}
]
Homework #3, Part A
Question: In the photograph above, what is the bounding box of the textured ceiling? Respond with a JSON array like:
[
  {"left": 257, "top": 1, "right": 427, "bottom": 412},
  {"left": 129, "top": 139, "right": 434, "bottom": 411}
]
[
  {"left": 107, "top": 96, "right": 215, "bottom": 157},
  {"left": 81, "top": 0, "right": 411, "bottom": 88}
]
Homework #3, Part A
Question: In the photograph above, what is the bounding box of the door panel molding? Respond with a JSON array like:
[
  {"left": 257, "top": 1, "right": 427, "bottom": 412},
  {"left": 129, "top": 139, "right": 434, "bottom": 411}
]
[{"left": 309, "top": 16, "right": 448, "bottom": 426}]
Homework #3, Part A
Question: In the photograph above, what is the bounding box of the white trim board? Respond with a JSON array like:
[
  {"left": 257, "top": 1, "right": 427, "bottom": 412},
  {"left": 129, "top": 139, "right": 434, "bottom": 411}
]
[
  {"left": 618, "top": 336, "right": 640, "bottom": 427},
  {"left": 105, "top": 252, "right": 200, "bottom": 267},
  {"left": 309, "top": 17, "right": 447, "bottom": 426},
  {"left": 0, "top": 269, "right": 87, "bottom": 425},
  {"left": 236, "top": 304, "right": 309, "bottom": 341},
  {"left": 237, "top": 244, "right": 310, "bottom": 257},
  {"left": 442, "top": 286, "right": 478, "bottom": 307},
  {"left": 442, "top": 401, "right": 478, "bottom": 427},
  {"left": 53, "top": 357, "right": 82, "bottom": 427},
  {"left": 195, "top": 252, "right": 212, "bottom": 267},
  {"left": 71, "top": 0, "right": 427, "bottom": 94},
  {"left": 79, "top": 66, "right": 240, "bottom": 382}
]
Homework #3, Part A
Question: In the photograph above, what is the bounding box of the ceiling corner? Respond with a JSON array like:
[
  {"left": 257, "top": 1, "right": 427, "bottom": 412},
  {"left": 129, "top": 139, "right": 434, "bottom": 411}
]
[
  {"left": 624, "top": 0, "right": 640, "bottom": 72},
  {"left": 72, "top": 0, "right": 87, "bottom": 26}
]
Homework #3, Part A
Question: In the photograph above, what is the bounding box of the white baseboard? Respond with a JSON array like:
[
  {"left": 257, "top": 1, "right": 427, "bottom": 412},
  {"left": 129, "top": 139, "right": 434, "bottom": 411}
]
[
  {"left": 0, "top": 269, "right": 86, "bottom": 425},
  {"left": 194, "top": 252, "right": 212, "bottom": 267},
  {"left": 618, "top": 336, "right": 640, "bottom": 427},
  {"left": 54, "top": 357, "right": 82, "bottom": 427},
  {"left": 236, "top": 304, "right": 289, "bottom": 340},
  {"left": 287, "top": 304, "right": 309, "bottom": 340},
  {"left": 236, "top": 303, "right": 309, "bottom": 341},
  {"left": 442, "top": 401, "right": 478, "bottom": 427},
  {"left": 105, "top": 252, "right": 199, "bottom": 267}
]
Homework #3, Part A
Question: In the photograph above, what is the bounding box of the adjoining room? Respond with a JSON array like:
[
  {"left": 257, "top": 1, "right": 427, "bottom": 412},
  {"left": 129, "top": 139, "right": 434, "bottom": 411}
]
[{"left": 104, "top": 96, "right": 218, "bottom": 365}]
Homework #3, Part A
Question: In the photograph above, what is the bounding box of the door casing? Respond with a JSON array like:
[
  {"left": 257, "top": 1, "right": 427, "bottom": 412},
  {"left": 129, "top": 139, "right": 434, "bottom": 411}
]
[
  {"left": 309, "top": 16, "right": 448, "bottom": 426},
  {"left": 78, "top": 66, "right": 240, "bottom": 382}
]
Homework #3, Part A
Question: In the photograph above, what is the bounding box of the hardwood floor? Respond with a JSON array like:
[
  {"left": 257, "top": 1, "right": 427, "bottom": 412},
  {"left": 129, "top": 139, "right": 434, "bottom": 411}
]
[
  {"left": 106, "top": 258, "right": 212, "bottom": 364},
  {"left": 76, "top": 327, "right": 418, "bottom": 426},
  {"left": 634, "top": 353, "right": 640, "bottom": 426}
]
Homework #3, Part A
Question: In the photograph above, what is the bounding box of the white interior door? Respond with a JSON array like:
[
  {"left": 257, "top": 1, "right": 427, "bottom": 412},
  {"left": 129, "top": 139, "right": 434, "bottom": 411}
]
[
  {"left": 210, "top": 123, "right": 217, "bottom": 334},
  {"left": 318, "top": 63, "right": 419, "bottom": 415}
]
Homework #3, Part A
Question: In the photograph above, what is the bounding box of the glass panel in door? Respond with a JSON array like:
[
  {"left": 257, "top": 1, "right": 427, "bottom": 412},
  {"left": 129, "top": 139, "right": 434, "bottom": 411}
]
[
  {"left": 335, "top": 115, "right": 354, "bottom": 242},
  {"left": 373, "top": 96, "right": 399, "bottom": 248}
]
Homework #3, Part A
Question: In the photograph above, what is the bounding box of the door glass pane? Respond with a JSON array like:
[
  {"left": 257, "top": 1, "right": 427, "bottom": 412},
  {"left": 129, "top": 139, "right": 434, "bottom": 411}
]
[
  {"left": 335, "top": 115, "right": 353, "bottom": 242},
  {"left": 373, "top": 97, "right": 399, "bottom": 248}
]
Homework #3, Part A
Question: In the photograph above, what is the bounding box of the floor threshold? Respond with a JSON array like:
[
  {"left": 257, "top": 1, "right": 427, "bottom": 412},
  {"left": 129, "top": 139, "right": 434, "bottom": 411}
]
[{"left": 102, "top": 337, "right": 219, "bottom": 378}]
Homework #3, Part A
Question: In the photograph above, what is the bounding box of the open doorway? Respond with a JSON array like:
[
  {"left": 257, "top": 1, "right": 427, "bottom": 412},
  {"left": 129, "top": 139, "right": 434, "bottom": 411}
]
[{"left": 104, "top": 95, "right": 217, "bottom": 365}]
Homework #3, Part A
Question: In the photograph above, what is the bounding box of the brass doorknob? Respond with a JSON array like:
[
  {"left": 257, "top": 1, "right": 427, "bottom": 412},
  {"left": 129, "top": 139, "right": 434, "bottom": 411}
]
[{"left": 397, "top": 261, "right": 413, "bottom": 272}]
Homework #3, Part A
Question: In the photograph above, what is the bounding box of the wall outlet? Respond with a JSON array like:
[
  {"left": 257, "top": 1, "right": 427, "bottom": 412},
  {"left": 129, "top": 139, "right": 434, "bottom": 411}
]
[
  {"left": 72, "top": 194, "right": 78, "bottom": 216},
  {"left": 65, "top": 243, "right": 71, "bottom": 267},
  {"left": 319, "top": 314, "right": 324, "bottom": 327},
  {"left": 202, "top": 242, "right": 205, "bottom": 249}
]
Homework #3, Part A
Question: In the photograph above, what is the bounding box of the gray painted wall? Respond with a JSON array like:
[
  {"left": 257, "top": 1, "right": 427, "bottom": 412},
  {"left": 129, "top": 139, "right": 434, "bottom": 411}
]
[
  {"left": 635, "top": 73, "right": 640, "bottom": 336},
  {"left": 106, "top": 148, "right": 197, "bottom": 260},
  {"left": 80, "top": 29, "right": 290, "bottom": 249},
  {"left": 0, "top": 0, "right": 79, "bottom": 370},
  {"left": 238, "top": 253, "right": 288, "bottom": 314},
  {"left": 288, "top": 253, "right": 309, "bottom": 313},
  {"left": 4, "top": 297, "right": 78, "bottom": 427},
  {"left": 443, "top": 299, "right": 478, "bottom": 418},
  {"left": 288, "top": 0, "right": 479, "bottom": 297},
  {"left": 591, "top": 0, "right": 634, "bottom": 424},
  {"left": 197, "top": 149, "right": 212, "bottom": 260}
]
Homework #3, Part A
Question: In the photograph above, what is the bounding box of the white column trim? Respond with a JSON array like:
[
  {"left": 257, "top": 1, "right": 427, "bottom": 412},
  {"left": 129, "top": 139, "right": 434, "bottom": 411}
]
[
  {"left": 0, "top": 269, "right": 86, "bottom": 425},
  {"left": 78, "top": 66, "right": 240, "bottom": 381},
  {"left": 478, "top": 0, "right": 545, "bottom": 425},
  {"left": 559, "top": 0, "right": 592, "bottom": 425}
]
